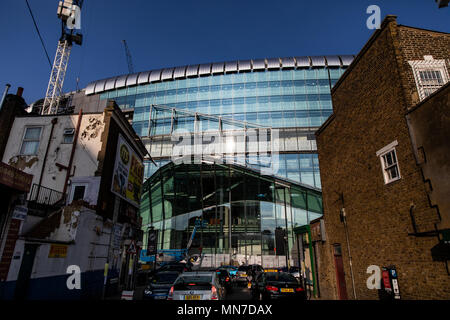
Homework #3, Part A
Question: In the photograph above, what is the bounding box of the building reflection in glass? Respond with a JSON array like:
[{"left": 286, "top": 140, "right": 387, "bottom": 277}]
[{"left": 140, "top": 161, "right": 322, "bottom": 268}]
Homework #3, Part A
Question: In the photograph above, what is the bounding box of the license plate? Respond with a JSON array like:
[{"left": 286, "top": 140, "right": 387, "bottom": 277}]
[
  {"left": 280, "top": 288, "right": 294, "bottom": 293},
  {"left": 240, "top": 273, "right": 247, "bottom": 277},
  {"left": 185, "top": 295, "right": 201, "bottom": 300}
]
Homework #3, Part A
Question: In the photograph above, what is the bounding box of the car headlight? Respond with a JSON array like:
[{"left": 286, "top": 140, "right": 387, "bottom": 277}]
[{"left": 144, "top": 289, "right": 152, "bottom": 295}]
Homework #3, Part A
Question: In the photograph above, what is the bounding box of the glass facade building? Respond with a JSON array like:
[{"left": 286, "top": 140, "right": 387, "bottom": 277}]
[
  {"left": 139, "top": 162, "right": 322, "bottom": 269},
  {"left": 83, "top": 56, "right": 353, "bottom": 273},
  {"left": 86, "top": 56, "right": 352, "bottom": 188}
]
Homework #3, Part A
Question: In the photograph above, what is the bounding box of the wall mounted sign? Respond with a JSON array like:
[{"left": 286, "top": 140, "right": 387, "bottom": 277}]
[
  {"left": 48, "top": 244, "right": 68, "bottom": 258},
  {"left": 12, "top": 205, "right": 28, "bottom": 221},
  {"left": 111, "top": 134, "right": 144, "bottom": 208}
]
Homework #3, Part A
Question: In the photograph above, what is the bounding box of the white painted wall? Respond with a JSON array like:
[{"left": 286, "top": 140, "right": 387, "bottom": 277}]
[
  {"left": 2, "top": 113, "right": 105, "bottom": 199},
  {"left": 7, "top": 208, "right": 110, "bottom": 281},
  {"left": 66, "top": 176, "right": 101, "bottom": 206}
]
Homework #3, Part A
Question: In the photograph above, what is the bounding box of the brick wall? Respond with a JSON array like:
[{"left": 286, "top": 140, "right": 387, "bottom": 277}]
[
  {"left": 316, "top": 17, "right": 450, "bottom": 300},
  {"left": 0, "top": 219, "right": 22, "bottom": 281},
  {"left": 407, "top": 84, "right": 450, "bottom": 230},
  {"left": 396, "top": 26, "right": 450, "bottom": 108}
]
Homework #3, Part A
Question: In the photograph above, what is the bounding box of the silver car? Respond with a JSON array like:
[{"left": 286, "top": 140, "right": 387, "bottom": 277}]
[{"left": 167, "top": 271, "right": 225, "bottom": 300}]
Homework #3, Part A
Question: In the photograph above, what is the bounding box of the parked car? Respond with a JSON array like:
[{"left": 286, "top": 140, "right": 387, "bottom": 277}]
[
  {"left": 143, "top": 271, "right": 180, "bottom": 300},
  {"left": 251, "top": 272, "right": 306, "bottom": 300},
  {"left": 215, "top": 268, "right": 233, "bottom": 293},
  {"left": 167, "top": 272, "right": 225, "bottom": 300}
]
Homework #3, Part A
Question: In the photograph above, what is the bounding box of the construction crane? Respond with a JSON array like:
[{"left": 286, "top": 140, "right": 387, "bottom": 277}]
[
  {"left": 42, "top": 0, "right": 83, "bottom": 115},
  {"left": 122, "top": 40, "right": 134, "bottom": 74}
]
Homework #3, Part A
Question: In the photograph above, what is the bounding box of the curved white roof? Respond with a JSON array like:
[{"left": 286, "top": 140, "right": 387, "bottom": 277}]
[{"left": 85, "top": 55, "right": 355, "bottom": 95}]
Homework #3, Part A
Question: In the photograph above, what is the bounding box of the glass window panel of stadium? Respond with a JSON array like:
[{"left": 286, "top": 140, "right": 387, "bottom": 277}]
[{"left": 100, "top": 66, "right": 346, "bottom": 189}]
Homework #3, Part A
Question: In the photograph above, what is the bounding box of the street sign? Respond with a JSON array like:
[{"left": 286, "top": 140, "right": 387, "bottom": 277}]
[
  {"left": 147, "top": 229, "right": 158, "bottom": 256},
  {"left": 112, "top": 224, "right": 123, "bottom": 250},
  {"left": 12, "top": 206, "right": 28, "bottom": 221},
  {"left": 127, "top": 240, "right": 137, "bottom": 254},
  {"left": 381, "top": 265, "right": 401, "bottom": 300},
  {"left": 389, "top": 266, "right": 401, "bottom": 300},
  {"left": 382, "top": 270, "right": 391, "bottom": 290}
]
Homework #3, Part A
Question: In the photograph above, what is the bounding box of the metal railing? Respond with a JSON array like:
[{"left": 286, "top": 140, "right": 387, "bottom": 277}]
[{"left": 28, "top": 183, "right": 65, "bottom": 206}]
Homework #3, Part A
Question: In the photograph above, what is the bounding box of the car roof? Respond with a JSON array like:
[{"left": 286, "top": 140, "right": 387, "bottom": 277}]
[
  {"left": 180, "top": 271, "right": 215, "bottom": 276},
  {"left": 265, "top": 272, "right": 296, "bottom": 277},
  {"left": 155, "top": 271, "right": 180, "bottom": 275}
]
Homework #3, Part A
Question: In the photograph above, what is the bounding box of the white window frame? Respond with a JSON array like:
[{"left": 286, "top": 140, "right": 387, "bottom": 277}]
[
  {"left": 409, "top": 55, "right": 449, "bottom": 101},
  {"left": 62, "top": 128, "right": 75, "bottom": 144},
  {"left": 376, "top": 140, "right": 401, "bottom": 185},
  {"left": 69, "top": 182, "right": 89, "bottom": 203},
  {"left": 20, "top": 126, "right": 43, "bottom": 155}
]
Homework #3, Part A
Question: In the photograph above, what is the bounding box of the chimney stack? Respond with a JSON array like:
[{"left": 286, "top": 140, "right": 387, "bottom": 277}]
[{"left": 16, "top": 87, "right": 24, "bottom": 97}]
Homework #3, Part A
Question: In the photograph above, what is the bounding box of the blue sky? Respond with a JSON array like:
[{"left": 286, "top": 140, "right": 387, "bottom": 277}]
[{"left": 0, "top": 0, "right": 448, "bottom": 104}]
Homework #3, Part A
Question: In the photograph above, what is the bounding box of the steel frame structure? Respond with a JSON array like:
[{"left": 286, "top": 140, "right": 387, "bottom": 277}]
[{"left": 42, "top": 40, "right": 72, "bottom": 115}]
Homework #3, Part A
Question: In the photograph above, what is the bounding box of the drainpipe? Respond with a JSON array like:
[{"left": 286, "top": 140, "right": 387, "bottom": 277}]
[
  {"left": 36, "top": 117, "right": 58, "bottom": 200},
  {"left": 0, "top": 84, "right": 11, "bottom": 110},
  {"left": 341, "top": 208, "right": 357, "bottom": 299},
  {"left": 62, "top": 109, "right": 83, "bottom": 197}
]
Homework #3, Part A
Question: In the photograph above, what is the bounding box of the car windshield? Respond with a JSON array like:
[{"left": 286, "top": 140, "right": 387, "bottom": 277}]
[
  {"left": 216, "top": 270, "right": 229, "bottom": 278},
  {"left": 266, "top": 273, "right": 297, "bottom": 282},
  {"left": 152, "top": 273, "right": 179, "bottom": 284},
  {"left": 174, "top": 276, "right": 212, "bottom": 290},
  {"left": 289, "top": 267, "right": 299, "bottom": 272}
]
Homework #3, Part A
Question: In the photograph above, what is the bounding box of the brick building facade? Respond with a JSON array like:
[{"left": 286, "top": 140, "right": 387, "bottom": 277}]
[{"left": 315, "top": 16, "right": 450, "bottom": 300}]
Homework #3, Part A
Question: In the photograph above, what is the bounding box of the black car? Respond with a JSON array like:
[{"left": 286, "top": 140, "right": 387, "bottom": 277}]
[
  {"left": 143, "top": 271, "right": 180, "bottom": 300},
  {"left": 215, "top": 268, "right": 233, "bottom": 293},
  {"left": 251, "top": 272, "right": 306, "bottom": 300},
  {"left": 248, "top": 264, "right": 264, "bottom": 279}
]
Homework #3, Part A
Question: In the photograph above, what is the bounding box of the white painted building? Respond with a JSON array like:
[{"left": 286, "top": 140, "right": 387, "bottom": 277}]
[
  {"left": 0, "top": 101, "right": 148, "bottom": 299},
  {"left": 3, "top": 112, "right": 104, "bottom": 206}
]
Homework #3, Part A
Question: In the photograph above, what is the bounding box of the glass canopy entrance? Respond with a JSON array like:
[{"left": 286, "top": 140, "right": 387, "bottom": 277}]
[{"left": 139, "top": 161, "right": 322, "bottom": 269}]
